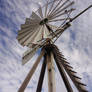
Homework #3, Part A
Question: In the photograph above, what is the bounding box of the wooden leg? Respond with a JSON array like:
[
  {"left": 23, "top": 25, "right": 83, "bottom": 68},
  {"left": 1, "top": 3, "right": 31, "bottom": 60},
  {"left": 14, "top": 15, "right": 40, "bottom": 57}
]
[
  {"left": 55, "top": 59, "right": 73, "bottom": 92},
  {"left": 36, "top": 56, "right": 47, "bottom": 92},
  {"left": 47, "top": 52, "right": 56, "bottom": 92},
  {"left": 18, "top": 50, "right": 44, "bottom": 92}
]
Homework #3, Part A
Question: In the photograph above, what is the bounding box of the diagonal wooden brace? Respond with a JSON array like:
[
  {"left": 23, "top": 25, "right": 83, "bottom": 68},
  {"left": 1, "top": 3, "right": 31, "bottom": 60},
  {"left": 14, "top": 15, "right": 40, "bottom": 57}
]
[{"left": 18, "top": 50, "right": 45, "bottom": 92}]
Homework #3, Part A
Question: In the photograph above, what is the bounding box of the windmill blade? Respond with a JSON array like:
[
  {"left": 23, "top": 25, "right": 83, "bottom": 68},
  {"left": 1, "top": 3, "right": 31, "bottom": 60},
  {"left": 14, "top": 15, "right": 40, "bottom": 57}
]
[
  {"left": 38, "top": 6, "right": 43, "bottom": 19},
  {"left": 22, "top": 45, "right": 40, "bottom": 65},
  {"left": 21, "top": 23, "right": 38, "bottom": 29},
  {"left": 17, "top": 25, "right": 40, "bottom": 46},
  {"left": 49, "top": 8, "right": 75, "bottom": 21},
  {"left": 49, "top": 2, "right": 75, "bottom": 20},
  {"left": 47, "top": 0, "right": 56, "bottom": 16},
  {"left": 44, "top": 24, "right": 52, "bottom": 38},
  {"left": 45, "top": 0, "right": 49, "bottom": 17},
  {"left": 24, "top": 26, "right": 43, "bottom": 46},
  {"left": 48, "top": 18, "right": 70, "bottom": 22},
  {"left": 49, "top": 0, "right": 69, "bottom": 17},
  {"left": 25, "top": 18, "right": 31, "bottom": 24},
  {"left": 25, "top": 17, "right": 40, "bottom": 24},
  {"left": 33, "top": 25, "right": 44, "bottom": 43},
  {"left": 55, "top": 2, "right": 74, "bottom": 16},
  {"left": 31, "top": 11, "right": 41, "bottom": 21},
  {"left": 48, "top": 0, "right": 63, "bottom": 18},
  {"left": 17, "top": 25, "right": 39, "bottom": 40},
  {"left": 25, "top": 18, "right": 40, "bottom": 25},
  {"left": 18, "top": 25, "right": 36, "bottom": 35}
]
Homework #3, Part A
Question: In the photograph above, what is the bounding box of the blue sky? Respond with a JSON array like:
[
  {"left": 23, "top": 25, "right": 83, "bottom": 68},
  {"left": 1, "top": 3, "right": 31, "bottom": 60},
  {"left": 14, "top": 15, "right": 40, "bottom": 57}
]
[{"left": 0, "top": 0, "right": 92, "bottom": 92}]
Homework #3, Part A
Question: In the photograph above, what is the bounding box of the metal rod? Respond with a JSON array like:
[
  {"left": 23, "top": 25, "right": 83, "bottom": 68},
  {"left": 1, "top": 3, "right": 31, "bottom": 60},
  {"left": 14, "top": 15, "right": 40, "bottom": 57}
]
[
  {"left": 18, "top": 50, "right": 44, "bottom": 92},
  {"left": 36, "top": 55, "right": 47, "bottom": 92},
  {"left": 54, "top": 55, "right": 73, "bottom": 92},
  {"left": 70, "top": 5, "right": 92, "bottom": 22},
  {"left": 46, "top": 24, "right": 57, "bottom": 37}
]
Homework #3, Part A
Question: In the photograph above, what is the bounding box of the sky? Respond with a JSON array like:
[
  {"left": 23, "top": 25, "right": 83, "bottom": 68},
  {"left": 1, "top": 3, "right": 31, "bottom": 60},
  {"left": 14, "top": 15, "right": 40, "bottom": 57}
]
[{"left": 0, "top": 0, "right": 92, "bottom": 92}]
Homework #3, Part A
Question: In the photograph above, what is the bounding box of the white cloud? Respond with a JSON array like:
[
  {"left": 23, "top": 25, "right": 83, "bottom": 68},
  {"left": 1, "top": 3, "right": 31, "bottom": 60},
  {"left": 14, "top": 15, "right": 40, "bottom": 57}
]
[{"left": 0, "top": 0, "right": 92, "bottom": 92}]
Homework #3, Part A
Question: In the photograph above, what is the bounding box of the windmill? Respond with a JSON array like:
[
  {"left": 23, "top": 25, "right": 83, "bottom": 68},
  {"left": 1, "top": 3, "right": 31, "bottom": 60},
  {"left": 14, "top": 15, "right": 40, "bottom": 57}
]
[{"left": 17, "top": 0, "right": 92, "bottom": 92}]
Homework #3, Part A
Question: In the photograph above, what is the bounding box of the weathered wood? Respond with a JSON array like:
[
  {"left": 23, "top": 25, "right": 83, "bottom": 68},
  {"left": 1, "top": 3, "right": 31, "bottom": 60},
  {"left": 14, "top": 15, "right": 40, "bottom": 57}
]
[
  {"left": 18, "top": 50, "right": 44, "bottom": 92},
  {"left": 52, "top": 44, "right": 88, "bottom": 92},
  {"left": 47, "top": 52, "right": 56, "bottom": 92},
  {"left": 55, "top": 57, "right": 73, "bottom": 92},
  {"left": 36, "top": 56, "right": 47, "bottom": 92}
]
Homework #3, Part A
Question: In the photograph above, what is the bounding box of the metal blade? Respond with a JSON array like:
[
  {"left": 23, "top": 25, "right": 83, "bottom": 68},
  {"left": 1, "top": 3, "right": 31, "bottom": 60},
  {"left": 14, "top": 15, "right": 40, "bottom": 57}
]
[
  {"left": 47, "top": 0, "right": 56, "bottom": 16},
  {"left": 48, "top": 18, "right": 70, "bottom": 22},
  {"left": 17, "top": 24, "right": 39, "bottom": 40},
  {"left": 38, "top": 6, "right": 43, "bottom": 18},
  {"left": 24, "top": 26, "right": 42, "bottom": 46},
  {"left": 18, "top": 26, "right": 40, "bottom": 46},
  {"left": 45, "top": 0, "right": 49, "bottom": 17},
  {"left": 18, "top": 25, "right": 36, "bottom": 35},
  {"left": 44, "top": 25, "right": 52, "bottom": 38},
  {"left": 48, "top": 0, "right": 63, "bottom": 17},
  {"left": 51, "top": 1, "right": 74, "bottom": 19},
  {"left": 22, "top": 45, "right": 40, "bottom": 65},
  {"left": 31, "top": 11, "right": 41, "bottom": 21},
  {"left": 50, "top": 8, "right": 75, "bottom": 20},
  {"left": 33, "top": 25, "right": 44, "bottom": 44},
  {"left": 50, "top": 0, "right": 69, "bottom": 17}
]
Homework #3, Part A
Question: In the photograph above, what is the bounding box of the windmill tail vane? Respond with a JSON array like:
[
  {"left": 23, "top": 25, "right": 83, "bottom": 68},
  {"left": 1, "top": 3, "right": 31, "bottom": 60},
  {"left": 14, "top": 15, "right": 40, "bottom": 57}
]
[{"left": 16, "top": 0, "right": 92, "bottom": 91}]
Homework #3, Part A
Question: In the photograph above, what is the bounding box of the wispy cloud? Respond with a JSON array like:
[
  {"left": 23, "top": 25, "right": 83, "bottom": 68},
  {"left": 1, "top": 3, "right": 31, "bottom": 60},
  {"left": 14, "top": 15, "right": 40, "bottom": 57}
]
[{"left": 0, "top": 0, "right": 92, "bottom": 92}]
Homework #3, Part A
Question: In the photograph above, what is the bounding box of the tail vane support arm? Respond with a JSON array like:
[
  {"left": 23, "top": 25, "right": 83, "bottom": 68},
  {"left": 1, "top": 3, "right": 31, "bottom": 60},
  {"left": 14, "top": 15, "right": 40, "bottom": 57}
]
[{"left": 70, "top": 5, "right": 92, "bottom": 22}]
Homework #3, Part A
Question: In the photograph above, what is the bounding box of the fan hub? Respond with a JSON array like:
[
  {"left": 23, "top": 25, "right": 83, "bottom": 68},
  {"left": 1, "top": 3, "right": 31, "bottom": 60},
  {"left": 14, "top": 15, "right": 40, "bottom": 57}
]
[{"left": 40, "top": 18, "right": 48, "bottom": 25}]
